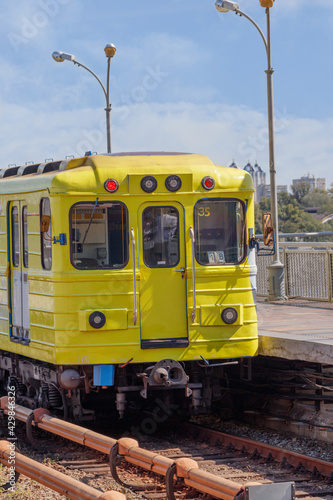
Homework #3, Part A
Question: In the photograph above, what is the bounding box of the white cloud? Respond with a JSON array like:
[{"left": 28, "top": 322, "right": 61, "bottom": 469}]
[
  {"left": 1, "top": 99, "right": 333, "bottom": 189},
  {"left": 3, "top": 0, "right": 80, "bottom": 56},
  {"left": 113, "top": 102, "right": 333, "bottom": 189},
  {"left": 95, "top": 32, "right": 212, "bottom": 99}
]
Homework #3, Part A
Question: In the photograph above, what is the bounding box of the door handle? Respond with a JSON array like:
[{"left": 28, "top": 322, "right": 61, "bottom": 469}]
[{"left": 174, "top": 267, "right": 186, "bottom": 278}]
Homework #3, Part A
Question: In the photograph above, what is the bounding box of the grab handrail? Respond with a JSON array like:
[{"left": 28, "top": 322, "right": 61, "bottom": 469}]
[
  {"left": 130, "top": 228, "right": 137, "bottom": 326},
  {"left": 189, "top": 226, "right": 196, "bottom": 323}
]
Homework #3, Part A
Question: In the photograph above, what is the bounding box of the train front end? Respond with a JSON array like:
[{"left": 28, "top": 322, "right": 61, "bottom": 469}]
[
  {"left": 0, "top": 152, "right": 258, "bottom": 421},
  {"left": 51, "top": 152, "right": 258, "bottom": 418}
]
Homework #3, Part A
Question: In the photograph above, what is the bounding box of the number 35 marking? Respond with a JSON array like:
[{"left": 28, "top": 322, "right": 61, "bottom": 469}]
[{"left": 198, "top": 207, "right": 210, "bottom": 217}]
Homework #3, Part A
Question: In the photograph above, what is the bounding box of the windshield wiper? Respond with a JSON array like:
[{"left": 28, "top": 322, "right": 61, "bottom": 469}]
[{"left": 82, "top": 197, "right": 99, "bottom": 245}]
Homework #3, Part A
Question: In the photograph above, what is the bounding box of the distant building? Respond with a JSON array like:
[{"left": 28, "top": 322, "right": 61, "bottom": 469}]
[
  {"left": 292, "top": 174, "right": 326, "bottom": 192},
  {"left": 243, "top": 161, "right": 254, "bottom": 176},
  {"left": 262, "top": 184, "right": 288, "bottom": 199},
  {"left": 242, "top": 161, "right": 266, "bottom": 203},
  {"left": 229, "top": 160, "right": 289, "bottom": 202}
]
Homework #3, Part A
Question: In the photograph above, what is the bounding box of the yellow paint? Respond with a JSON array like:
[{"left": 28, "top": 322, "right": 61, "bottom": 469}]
[
  {"left": 138, "top": 201, "right": 188, "bottom": 342},
  {"left": 0, "top": 153, "right": 258, "bottom": 366},
  {"left": 200, "top": 304, "right": 243, "bottom": 327},
  {"left": 78, "top": 308, "right": 128, "bottom": 331}
]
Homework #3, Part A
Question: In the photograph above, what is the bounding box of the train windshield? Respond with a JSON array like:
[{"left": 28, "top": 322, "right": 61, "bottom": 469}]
[
  {"left": 142, "top": 206, "right": 180, "bottom": 268},
  {"left": 194, "top": 199, "right": 245, "bottom": 265},
  {"left": 70, "top": 202, "right": 128, "bottom": 269}
]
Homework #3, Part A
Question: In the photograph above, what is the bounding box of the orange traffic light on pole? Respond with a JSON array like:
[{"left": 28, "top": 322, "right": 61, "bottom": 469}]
[{"left": 260, "top": 0, "right": 274, "bottom": 7}]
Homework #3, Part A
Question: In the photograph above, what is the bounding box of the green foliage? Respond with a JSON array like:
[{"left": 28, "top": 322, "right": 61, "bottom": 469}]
[
  {"left": 254, "top": 203, "right": 263, "bottom": 234},
  {"left": 302, "top": 189, "right": 331, "bottom": 208},
  {"left": 259, "top": 197, "right": 271, "bottom": 212},
  {"left": 291, "top": 181, "right": 310, "bottom": 203},
  {"left": 255, "top": 186, "right": 333, "bottom": 241}
]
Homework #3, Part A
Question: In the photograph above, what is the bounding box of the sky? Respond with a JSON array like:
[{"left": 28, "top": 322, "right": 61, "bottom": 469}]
[{"left": 1, "top": 0, "right": 333, "bottom": 190}]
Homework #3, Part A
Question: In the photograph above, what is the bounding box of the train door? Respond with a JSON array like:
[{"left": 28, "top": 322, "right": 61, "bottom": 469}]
[
  {"left": 8, "top": 201, "right": 30, "bottom": 344},
  {"left": 138, "top": 202, "right": 188, "bottom": 348}
]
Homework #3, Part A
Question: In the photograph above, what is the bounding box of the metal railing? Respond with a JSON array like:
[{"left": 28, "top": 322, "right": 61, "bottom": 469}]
[{"left": 257, "top": 241, "right": 333, "bottom": 301}]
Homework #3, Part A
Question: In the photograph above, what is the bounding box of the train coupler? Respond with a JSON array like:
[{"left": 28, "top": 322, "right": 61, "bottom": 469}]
[{"left": 137, "top": 359, "right": 190, "bottom": 399}]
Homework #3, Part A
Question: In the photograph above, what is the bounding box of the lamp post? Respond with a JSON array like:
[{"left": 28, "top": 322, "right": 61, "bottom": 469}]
[
  {"left": 215, "top": 0, "right": 285, "bottom": 301},
  {"left": 52, "top": 44, "right": 116, "bottom": 154}
]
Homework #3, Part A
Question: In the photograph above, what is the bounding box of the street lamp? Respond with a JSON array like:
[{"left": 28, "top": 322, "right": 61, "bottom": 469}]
[
  {"left": 52, "top": 44, "right": 116, "bottom": 154},
  {"left": 215, "top": 0, "right": 285, "bottom": 301},
  {"left": 215, "top": 1, "right": 239, "bottom": 12}
]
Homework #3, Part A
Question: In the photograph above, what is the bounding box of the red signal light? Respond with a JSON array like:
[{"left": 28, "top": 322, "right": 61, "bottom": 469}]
[
  {"left": 202, "top": 176, "right": 215, "bottom": 190},
  {"left": 104, "top": 179, "right": 119, "bottom": 193}
]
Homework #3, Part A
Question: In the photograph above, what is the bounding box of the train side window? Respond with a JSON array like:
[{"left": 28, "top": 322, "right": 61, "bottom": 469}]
[
  {"left": 70, "top": 201, "right": 128, "bottom": 270},
  {"left": 11, "top": 206, "right": 20, "bottom": 267},
  {"left": 142, "top": 206, "right": 180, "bottom": 268},
  {"left": 22, "top": 205, "right": 28, "bottom": 268},
  {"left": 194, "top": 199, "right": 245, "bottom": 266},
  {"left": 40, "top": 198, "right": 52, "bottom": 270}
]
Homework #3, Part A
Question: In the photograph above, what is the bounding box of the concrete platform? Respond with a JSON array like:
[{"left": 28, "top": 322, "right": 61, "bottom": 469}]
[{"left": 257, "top": 298, "right": 333, "bottom": 365}]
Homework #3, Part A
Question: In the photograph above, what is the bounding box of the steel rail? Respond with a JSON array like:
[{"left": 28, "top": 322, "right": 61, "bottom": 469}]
[
  {"left": 0, "top": 397, "right": 294, "bottom": 500},
  {"left": 183, "top": 422, "right": 333, "bottom": 480},
  {"left": 0, "top": 441, "right": 125, "bottom": 500}
]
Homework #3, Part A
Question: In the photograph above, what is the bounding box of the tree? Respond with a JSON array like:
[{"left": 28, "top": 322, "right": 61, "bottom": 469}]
[
  {"left": 302, "top": 189, "right": 331, "bottom": 208},
  {"left": 255, "top": 181, "right": 333, "bottom": 242},
  {"left": 259, "top": 197, "right": 271, "bottom": 212},
  {"left": 255, "top": 188, "right": 333, "bottom": 241},
  {"left": 278, "top": 191, "right": 294, "bottom": 207},
  {"left": 255, "top": 203, "right": 263, "bottom": 234},
  {"left": 291, "top": 182, "right": 310, "bottom": 204}
]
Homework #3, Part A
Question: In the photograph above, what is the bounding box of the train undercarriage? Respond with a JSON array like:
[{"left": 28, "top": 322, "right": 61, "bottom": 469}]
[{"left": 0, "top": 351, "right": 243, "bottom": 422}]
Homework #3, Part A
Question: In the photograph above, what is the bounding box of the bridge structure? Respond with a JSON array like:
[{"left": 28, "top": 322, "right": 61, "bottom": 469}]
[
  {"left": 257, "top": 240, "right": 333, "bottom": 362},
  {"left": 251, "top": 240, "right": 333, "bottom": 441}
]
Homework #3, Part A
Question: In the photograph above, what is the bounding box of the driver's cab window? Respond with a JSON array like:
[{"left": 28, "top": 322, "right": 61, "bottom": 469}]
[
  {"left": 70, "top": 201, "right": 128, "bottom": 269},
  {"left": 194, "top": 199, "right": 245, "bottom": 265}
]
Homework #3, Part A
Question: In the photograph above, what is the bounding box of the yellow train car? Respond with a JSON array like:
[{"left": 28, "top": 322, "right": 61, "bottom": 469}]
[{"left": 0, "top": 152, "right": 257, "bottom": 420}]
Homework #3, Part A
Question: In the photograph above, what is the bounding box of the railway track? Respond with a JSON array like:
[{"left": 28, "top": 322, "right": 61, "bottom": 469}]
[
  {"left": 180, "top": 423, "right": 333, "bottom": 500},
  {"left": 1, "top": 397, "right": 333, "bottom": 499}
]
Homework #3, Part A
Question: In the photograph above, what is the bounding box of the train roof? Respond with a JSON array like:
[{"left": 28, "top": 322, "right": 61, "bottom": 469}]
[{"left": 0, "top": 152, "right": 254, "bottom": 195}]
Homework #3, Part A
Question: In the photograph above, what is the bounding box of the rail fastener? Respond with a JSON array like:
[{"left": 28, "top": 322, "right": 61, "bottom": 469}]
[
  {"left": 0, "top": 441, "right": 126, "bottom": 500},
  {"left": 0, "top": 397, "right": 295, "bottom": 500}
]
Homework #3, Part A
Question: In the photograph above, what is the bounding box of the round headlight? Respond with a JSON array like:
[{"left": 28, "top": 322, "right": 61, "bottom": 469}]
[
  {"left": 105, "top": 179, "right": 119, "bottom": 193},
  {"left": 221, "top": 307, "right": 238, "bottom": 325},
  {"left": 202, "top": 176, "right": 215, "bottom": 190},
  {"left": 165, "top": 175, "right": 182, "bottom": 192},
  {"left": 141, "top": 175, "right": 157, "bottom": 193},
  {"left": 89, "top": 311, "right": 106, "bottom": 329}
]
